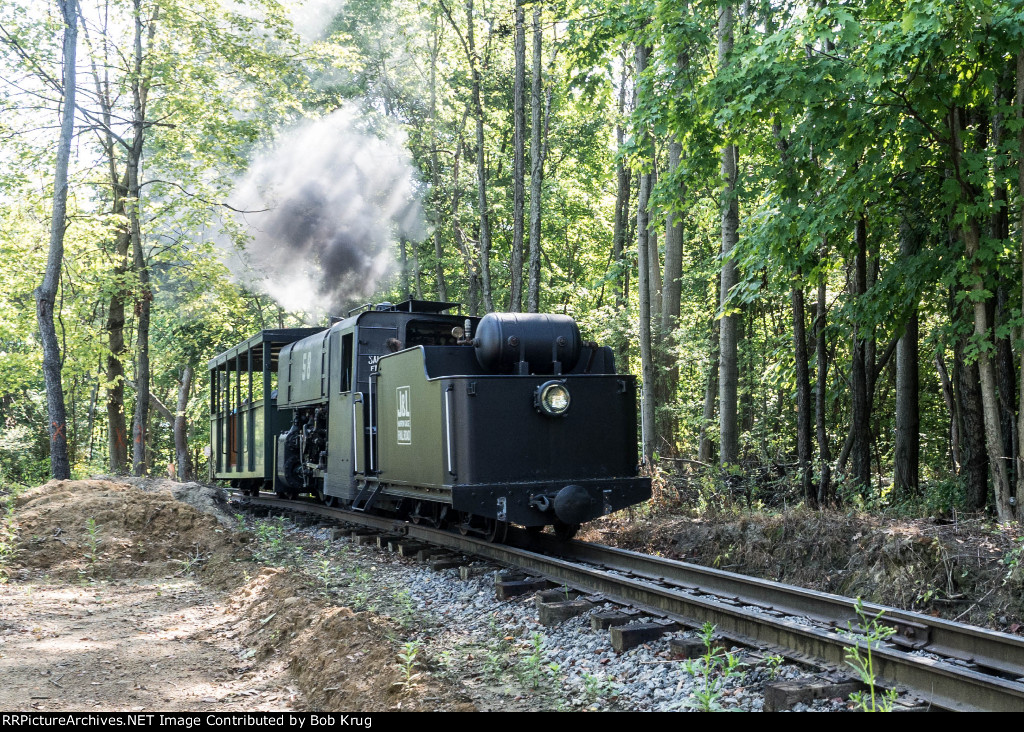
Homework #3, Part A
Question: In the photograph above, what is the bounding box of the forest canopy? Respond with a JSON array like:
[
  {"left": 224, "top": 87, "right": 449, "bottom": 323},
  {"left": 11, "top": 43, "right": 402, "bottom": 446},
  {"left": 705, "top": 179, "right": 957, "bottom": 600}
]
[{"left": 2, "top": 0, "right": 1023, "bottom": 523}]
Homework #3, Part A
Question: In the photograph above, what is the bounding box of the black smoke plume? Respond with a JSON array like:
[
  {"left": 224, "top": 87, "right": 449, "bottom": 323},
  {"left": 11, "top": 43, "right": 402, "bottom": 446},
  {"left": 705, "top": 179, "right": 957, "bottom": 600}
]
[{"left": 227, "top": 109, "right": 422, "bottom": 317}]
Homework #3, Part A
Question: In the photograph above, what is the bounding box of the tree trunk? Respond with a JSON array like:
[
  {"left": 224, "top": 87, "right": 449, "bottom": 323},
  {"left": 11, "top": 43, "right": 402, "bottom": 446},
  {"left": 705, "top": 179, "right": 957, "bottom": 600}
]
[
  {"left": 106, "top": 200, "right": 130, "bottom": 473},
  {"left": 661, "top": 141, "right": 684, "bottom": 335},
  {"left": 428, "top": 17, "right": 448, "bottom": 301},
  {"left": 991, "top": 73, "right": 1015, "bottom": 494},
  {"left": 950, "top": 106, "right": 1012, "bottom": 520},
  {"left": 611, "top": 49, "right": 632, "bottom": 370},
  {"left": 955, "top": 328, "right": 990, "bottom": 511},
  {"left": 699, "top": 318, "right": 720, "bottom": 464},
  {"left": 850, "top": 216, "right": 871, "bottom": 494},
  {"left": 815, "top": 271, "right": 832, "bottom": 504},
  {"left": 129, "top": 0, "right": 151, "bottom": 476},
  {"left": 894, "top": 219, "right": 920, "bottom": 499},
  {"left": 449, "top": 113, "right": 481, "bottom": 317},
  {"left": 399, "top": 236, "right": 410, "bottom": 298},
  {"left": 129, "top": 151, "right": 150, "bottom": 477},
  {"left": 657, "top": 139, "right": 684, "bottom": 455},
  {"left": 660, "top": 40, "right": 687, "bottom": 339},
  {"left": 467, "top": 0, "right": 494, "bottom": 312},
  {"left": 1016, "top": 49, "right": 1024, "bottom": 521},
  {"left": 82, "top": 8, "right": 132, "bottom": 474},
  {"left": 526, "top": 6, "right": 546, "bottom": 314},
  {"left": 936, "top": 352, "right": 961, "bottom": 473},
  {"left": 792, "top": 278, "right": 814, "bottom": 507},
  {"left": 82, "top": 14, "right": 132, "bottom": 472},
  {"left": 174, "top": 366, "right": 194, "bottom": 482},
  {"left": 772, "top": 115, "right": 813, "bottom": 505},
  {"left": 510, "top": 1, "right": 526, "bottom": 311},
  {"left": 635, "top": 42, "right": 655, "bottom": 466},
  {"left": 647, "top": 163, "right": 661, "bottom": 330},
  {"left": 86, "top": 373, "right": 99, "bottom": 463},
  {"left": 812, "top": 18, "right": 834, "bottom": 506},
  {"left": 412, "top": 240, "right": 424, "bottom": 299},
  {"left": 35, "top": 0, "right": 77, "bottom": 481},
  {"left": 996, "top": 283, "right": 1016, "bottom": 490},
  {"left": 717, "top": 0, "right": 739, "bottom": 466}
]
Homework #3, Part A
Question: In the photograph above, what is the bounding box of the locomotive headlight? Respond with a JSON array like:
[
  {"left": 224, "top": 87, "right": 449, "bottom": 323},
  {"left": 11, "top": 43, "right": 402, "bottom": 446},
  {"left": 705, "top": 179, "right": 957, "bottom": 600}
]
[{"left": 535, "top": 381, "right": 571, "bottom": 417}]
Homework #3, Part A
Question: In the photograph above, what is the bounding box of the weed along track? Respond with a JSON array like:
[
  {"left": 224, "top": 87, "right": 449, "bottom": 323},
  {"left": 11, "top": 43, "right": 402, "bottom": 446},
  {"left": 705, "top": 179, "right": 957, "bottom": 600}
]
[{"left": 237, "top": 493, "right": 1024, "bottom": 712}]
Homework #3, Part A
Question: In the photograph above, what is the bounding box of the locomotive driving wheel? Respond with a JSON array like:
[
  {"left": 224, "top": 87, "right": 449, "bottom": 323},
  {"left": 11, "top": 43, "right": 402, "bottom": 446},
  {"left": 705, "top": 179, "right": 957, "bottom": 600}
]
[
  {"left": 410, "top": 501, "right": 444, "bottom": 527},
  {"left": 455, "top": 513, "right": 509, "bottom": 543},
  {"left": 483, "top": 518, "right": 509, "bottom": 543}
]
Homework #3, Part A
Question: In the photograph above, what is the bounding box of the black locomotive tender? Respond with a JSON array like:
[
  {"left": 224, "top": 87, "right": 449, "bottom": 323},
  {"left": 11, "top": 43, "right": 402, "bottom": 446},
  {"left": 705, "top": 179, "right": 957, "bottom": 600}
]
[{"left": 209, "top": 299, "right": 650, "bottom": 540}]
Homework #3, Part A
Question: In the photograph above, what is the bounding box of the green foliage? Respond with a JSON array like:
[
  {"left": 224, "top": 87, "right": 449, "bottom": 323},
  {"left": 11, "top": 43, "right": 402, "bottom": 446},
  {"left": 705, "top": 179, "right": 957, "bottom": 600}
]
[
  {"left": 83, "top": 518, "right": 101, "bottom": 565},
  {"left": 580, "top": 671, "right": 618, "bottom": 705},
  {"left": 0, "top": 0, "right": 320, "bottom": 482},
  {"left": 763, "top": 654, "right": 784, "bottom": 680},
  {"left": 843, "top": 599, "right": 899, "bottom": 712},
  {"left": 681, "top": 622, "right": 746, "bottom": 712},
  {"left": 396, "top": 640, "right": 423, "bottom": 689},
  {"left": 891, "top": 477, "right": 966, "bottom": 518},
  {"left": 0, "top": 0, "right": 1022, "bottom": 520},
  {"left": 310, "top": 552, "right": 339, "bottom": 587},
  {"left": 252, "top": 517, "right": 302, "bottom": 565},
  {"left": 391, "top": 588, "right": 418, "bottom": 628},
  {"left": 516, "top": 631, "right": 549, "bottom": 689},
  {"left": 1000, "top": 538, "right": 1024, "bottom": 587},
  {"left": 346, "top": 564, "right": 375, "bottom": 612}
]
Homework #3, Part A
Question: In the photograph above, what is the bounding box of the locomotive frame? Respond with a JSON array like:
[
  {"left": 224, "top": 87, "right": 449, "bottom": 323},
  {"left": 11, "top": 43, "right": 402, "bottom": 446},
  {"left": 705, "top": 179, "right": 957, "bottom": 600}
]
[{"left": 209, "top": 299, "right": 650, "bottom": 540}]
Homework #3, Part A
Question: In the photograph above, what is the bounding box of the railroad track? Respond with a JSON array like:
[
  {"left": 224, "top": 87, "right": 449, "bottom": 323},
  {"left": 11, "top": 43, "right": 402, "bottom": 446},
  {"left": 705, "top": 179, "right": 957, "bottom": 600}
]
[{"left": 236, "top": 494, "right": 1024, "bottom": 712}]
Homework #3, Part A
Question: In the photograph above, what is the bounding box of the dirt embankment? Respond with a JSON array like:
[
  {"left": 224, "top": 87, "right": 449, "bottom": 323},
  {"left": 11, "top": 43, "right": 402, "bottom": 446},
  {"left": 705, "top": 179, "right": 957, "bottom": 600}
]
[
  {"left": 228, "top": 568, "right": 472, "bottom": 711},
  {"left": 583, "top": 508, "right": 1024, "bottom": 632},
  {"left": 11, "top": 479, "right": 247, "bottom": 584},
  {"left": 1, "top": 479, "right": 470, "bottom": 712}
]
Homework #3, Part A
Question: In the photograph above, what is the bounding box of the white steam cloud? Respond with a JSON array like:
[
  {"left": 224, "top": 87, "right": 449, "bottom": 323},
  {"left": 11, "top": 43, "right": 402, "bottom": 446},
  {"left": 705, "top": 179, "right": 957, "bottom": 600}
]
[
  {"left": 287, "top": 0, "right": 345, "bottom": 42},
  {"left": 228, "top": 108, "right": 423, "bottom": 317}
]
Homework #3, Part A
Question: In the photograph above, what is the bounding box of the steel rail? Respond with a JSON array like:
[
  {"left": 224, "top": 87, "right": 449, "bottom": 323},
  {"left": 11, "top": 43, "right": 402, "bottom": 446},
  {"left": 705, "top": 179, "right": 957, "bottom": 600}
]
[
  {"left": 240, "top": 495, "right": 1024, "bottom": 712},
  {"left": 523, "top": 533, "right": 1024, "bottom": 680}
]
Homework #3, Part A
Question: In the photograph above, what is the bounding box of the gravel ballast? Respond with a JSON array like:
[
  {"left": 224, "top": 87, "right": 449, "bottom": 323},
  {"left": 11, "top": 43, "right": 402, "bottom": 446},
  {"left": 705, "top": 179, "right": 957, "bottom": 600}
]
[{"left": 254, "top": 514, "right": 861, "bottom": 712}]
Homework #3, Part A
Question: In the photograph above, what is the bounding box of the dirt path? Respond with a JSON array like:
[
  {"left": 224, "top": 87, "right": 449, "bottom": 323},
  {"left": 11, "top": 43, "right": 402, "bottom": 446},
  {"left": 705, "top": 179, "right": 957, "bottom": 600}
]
[
  {"left": 0, "top": 579, "right": 302, "bottom": 711},
  {"left": 0, "top": 479, "right": 306, "bottom": 711},
  {"left": 0, "top": 478, "right": 470, "bottom": 713}
]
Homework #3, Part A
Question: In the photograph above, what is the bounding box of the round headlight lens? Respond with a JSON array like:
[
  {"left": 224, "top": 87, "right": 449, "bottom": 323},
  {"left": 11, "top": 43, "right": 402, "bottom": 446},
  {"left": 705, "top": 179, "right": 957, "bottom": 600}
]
[{"left": 537, "top": 381, "right": 570, "bottom": 416}]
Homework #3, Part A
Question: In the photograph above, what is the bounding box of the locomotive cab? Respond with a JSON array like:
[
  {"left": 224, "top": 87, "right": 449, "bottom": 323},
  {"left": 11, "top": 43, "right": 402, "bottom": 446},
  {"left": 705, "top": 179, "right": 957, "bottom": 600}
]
[{"left": 272, "top": 300, "right": 479, "bottom": 506}]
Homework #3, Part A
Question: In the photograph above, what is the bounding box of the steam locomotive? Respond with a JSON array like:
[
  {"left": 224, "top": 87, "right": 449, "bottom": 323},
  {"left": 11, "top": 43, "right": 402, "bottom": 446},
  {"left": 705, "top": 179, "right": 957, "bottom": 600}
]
[{"left": 208, "top": 299, "right": 650, "bottom": 540}]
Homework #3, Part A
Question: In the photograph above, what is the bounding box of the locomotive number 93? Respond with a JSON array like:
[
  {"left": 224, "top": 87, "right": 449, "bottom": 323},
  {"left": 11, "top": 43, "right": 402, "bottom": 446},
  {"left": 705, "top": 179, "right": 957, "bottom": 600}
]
[{"left": 208, "top": 299, "right": 651, "bottom": 541}]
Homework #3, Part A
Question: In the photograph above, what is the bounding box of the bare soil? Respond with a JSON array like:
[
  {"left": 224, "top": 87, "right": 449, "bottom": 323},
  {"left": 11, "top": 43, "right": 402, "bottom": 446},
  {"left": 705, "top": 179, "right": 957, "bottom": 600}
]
[{"left": 0, "top": 479, "right": 471, "bottom": 712}]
